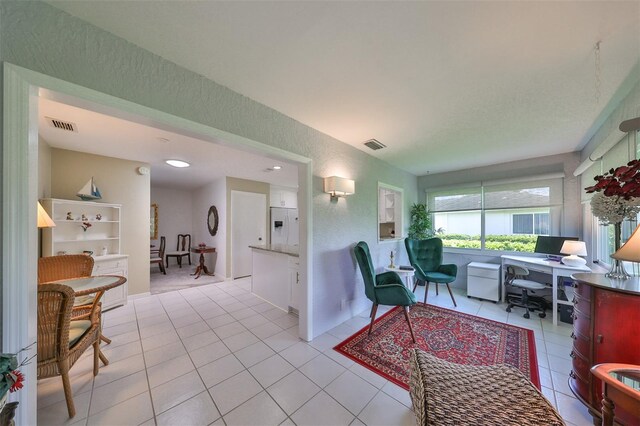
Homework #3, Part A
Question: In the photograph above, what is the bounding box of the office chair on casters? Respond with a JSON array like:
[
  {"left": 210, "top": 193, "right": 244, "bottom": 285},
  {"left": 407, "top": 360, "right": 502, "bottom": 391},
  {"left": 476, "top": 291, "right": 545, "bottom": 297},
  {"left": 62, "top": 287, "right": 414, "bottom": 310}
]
[{"left": 504, "top": 265, "right": 547, "bottom": 319}]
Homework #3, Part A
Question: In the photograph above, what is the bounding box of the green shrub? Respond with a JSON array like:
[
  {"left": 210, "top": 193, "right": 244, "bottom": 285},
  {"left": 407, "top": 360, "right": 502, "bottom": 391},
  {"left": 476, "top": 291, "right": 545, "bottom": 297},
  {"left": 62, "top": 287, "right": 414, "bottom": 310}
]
[{"left": 439, "top": 234, "right": 536, "bottom": 252}]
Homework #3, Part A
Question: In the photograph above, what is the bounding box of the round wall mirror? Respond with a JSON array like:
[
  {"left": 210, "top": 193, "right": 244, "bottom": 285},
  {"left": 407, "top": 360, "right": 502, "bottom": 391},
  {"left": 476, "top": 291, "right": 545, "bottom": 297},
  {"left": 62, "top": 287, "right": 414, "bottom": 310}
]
[{"left": 207, "top": 205, "right": 219, "bottom": 236}]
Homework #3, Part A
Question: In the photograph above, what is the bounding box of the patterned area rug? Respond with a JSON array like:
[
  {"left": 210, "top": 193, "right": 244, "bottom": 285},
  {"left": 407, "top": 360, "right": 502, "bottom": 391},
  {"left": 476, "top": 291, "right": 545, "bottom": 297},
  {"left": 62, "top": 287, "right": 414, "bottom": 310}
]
[{"left": 334, "top": 303, "right": 539, "bottom": 390}]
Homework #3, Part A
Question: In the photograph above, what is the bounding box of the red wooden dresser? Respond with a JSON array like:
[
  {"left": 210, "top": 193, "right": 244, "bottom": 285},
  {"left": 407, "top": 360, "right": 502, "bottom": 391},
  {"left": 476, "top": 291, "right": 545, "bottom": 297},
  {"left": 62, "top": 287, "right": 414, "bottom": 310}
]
[{"left": 570, "top": 273, "right": 640, "bottom": 425}]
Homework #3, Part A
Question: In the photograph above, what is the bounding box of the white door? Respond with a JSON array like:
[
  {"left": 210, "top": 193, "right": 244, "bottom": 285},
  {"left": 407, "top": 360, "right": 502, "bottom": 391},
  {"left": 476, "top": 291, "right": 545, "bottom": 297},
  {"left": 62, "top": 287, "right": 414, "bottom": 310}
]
[{"left": 231, "top": 191, "right": 267, "bottom": 279}]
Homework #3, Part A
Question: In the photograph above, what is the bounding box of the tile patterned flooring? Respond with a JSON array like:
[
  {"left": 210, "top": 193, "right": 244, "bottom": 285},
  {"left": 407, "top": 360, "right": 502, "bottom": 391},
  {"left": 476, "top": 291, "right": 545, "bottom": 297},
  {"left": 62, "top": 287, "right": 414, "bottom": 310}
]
[{"left": 37, "top": 279, "right": 594, "bottom": 425}]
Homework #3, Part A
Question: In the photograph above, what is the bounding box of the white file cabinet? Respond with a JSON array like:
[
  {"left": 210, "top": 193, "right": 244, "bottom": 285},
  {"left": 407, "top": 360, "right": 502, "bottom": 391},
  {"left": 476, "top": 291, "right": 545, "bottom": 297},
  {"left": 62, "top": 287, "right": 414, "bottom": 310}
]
[{"left": 467, "top": 262, "right": 501, "bottom": 302}]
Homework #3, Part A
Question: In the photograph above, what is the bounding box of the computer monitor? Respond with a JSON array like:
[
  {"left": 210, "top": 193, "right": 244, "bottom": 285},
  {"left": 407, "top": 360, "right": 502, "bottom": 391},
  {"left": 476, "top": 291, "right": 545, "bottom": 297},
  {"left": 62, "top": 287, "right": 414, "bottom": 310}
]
[{"left": 534, "top": 236, "right": 579, "bottom": 256}]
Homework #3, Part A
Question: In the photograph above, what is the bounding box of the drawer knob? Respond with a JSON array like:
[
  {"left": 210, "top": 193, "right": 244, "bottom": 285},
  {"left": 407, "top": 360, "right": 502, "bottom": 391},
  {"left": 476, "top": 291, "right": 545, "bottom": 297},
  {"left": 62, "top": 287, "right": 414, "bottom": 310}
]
[
  {"left": 570, "top": 350, "right": 576, "bottom": 359},
  {"left": 597, "top": 334, "right": 603, "bottom": 344},
  {"left": 569, "top": 371, "right": 577, "bottom": 379},
  {"left": 572, "top": 296, "right": 577, "bottom": 304},
  {"left": 570, "top": 332, "right": 577, "bottom": 340},
  {"left": 572, "top": 313, "right": 578, "bottom": 320}
]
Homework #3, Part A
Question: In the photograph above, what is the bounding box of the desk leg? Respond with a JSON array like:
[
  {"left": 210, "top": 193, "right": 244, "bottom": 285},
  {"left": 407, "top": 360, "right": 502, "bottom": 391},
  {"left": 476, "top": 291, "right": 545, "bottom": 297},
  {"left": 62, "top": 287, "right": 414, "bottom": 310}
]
[
  {"left": 501, "top": 259, "right": 506, "bottom": 302},
  {"left": 552, "top": 271, "right": 559, "bottom": 326}
]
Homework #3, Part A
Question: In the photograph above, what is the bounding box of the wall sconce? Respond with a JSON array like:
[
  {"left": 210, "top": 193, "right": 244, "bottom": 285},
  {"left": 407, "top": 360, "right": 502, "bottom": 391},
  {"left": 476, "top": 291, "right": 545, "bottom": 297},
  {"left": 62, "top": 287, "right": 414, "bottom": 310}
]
[{"left": 323, "top": 176, "right": 355, "bottom": 201}]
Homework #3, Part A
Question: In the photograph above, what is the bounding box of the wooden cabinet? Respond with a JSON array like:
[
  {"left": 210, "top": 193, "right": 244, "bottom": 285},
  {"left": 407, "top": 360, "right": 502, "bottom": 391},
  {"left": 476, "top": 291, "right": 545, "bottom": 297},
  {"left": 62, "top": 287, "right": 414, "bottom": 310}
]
[
  {"left": 93, "top": 255, "right": 129, "bottom": 310},
  {"left": 41, "top": 198, "right": 128, "bottom": 310},
  {"left": 270, "top": 186, "right": 298, "bottom": 208},
  {"left": 569, "top": 273, "right": 640, "bottom": 425},
  {"left": 251, "top": 247, "right": 299, "bottom": 313}
]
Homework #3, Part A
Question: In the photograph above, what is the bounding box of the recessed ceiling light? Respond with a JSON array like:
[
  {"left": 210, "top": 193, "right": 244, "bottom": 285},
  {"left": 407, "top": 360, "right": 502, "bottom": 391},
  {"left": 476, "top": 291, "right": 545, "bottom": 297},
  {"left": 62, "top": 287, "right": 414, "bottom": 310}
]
[
  {"left": 165, "top": 159, "right": 190, "bottom": 168},
  {"left": 272, "top": 165, "right": 282, "bottom": 170}
]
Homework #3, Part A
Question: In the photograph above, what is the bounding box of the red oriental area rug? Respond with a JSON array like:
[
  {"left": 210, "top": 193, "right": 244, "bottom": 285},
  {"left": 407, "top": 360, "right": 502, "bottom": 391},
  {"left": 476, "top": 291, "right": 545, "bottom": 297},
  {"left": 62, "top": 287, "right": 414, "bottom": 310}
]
[{"left": 334, "top": 303, "right": 539, "bottom": 391}]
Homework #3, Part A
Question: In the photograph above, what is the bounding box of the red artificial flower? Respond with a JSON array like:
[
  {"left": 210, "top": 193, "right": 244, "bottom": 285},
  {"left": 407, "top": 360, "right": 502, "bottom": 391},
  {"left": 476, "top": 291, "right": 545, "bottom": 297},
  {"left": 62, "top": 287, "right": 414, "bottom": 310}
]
[
  {"left": 8, "top": 370, "right": 24, "bottom": 392},
  {"left": 585, "top": 160, "right": 640, "bottom": 200}
]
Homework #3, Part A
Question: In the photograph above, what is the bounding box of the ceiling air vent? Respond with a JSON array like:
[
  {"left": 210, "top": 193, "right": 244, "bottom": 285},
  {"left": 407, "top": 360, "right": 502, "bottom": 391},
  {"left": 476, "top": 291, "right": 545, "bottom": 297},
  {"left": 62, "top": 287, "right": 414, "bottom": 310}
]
[
  {"left": 45, "top": 117, "right": 78, "bottom": 132},
  {"left": 364, "top": 139, "right": 386, "bottom": 150}
]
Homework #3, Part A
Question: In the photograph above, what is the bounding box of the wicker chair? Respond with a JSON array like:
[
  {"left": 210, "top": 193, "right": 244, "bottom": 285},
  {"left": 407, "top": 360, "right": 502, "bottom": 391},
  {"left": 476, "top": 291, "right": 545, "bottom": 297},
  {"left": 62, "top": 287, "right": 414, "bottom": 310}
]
[
  {"left": 409, "top": 349, "right": 565, "bottom": 425},
  {"left": 38, "top": 254, "right": 112, "bottom": 344},
  {"left": 38, "top": 283, "right": 104, "bottom": 418}
]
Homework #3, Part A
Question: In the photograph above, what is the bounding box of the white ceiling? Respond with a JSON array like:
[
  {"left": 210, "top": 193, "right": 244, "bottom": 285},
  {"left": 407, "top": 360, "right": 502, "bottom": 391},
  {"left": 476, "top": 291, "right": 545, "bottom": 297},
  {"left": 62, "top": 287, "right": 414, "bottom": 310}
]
[
  {"left": 39, "top": 97, "right": 299, "bottom": 190},
  {"left": 48, "top": 1, "right": 640, "bottom": 175}
]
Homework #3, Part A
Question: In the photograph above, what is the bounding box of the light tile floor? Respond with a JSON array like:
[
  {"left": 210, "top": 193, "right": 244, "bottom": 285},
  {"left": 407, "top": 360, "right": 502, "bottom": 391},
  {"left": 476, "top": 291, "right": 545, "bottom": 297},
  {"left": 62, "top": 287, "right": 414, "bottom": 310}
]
[{"left": 37, "top": 279, "right": 593, "bottom": 425}]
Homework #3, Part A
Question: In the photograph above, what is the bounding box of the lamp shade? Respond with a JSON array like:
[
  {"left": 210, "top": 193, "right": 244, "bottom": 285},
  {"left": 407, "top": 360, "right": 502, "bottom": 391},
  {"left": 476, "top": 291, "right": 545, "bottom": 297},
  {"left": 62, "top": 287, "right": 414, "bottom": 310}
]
[
  {"left": 612, "top": 224, "right": 640, "bottom": 262},
  {"left": 560, "top": 240, "right": 587, "bottom": 256},
  {"left": 37, "top": 202, "right": 56, "bottom": 228},
  {"left": 323, "top": 176, "right": 355, "bottom": 197}
]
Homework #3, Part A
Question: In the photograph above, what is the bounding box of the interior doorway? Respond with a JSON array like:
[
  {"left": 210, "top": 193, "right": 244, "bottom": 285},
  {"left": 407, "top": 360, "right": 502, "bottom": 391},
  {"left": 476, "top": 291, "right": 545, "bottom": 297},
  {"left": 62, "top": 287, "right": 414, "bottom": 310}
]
[{"left": 231, "top": 191, "right": 267, "bottom": 279}]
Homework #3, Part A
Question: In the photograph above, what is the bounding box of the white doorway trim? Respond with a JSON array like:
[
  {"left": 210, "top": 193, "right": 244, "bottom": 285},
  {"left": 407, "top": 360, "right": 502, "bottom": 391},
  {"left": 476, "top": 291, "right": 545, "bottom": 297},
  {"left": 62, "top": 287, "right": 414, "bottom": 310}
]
[{"left": 3, "top": 62, "right": 314, "bottom": 424}]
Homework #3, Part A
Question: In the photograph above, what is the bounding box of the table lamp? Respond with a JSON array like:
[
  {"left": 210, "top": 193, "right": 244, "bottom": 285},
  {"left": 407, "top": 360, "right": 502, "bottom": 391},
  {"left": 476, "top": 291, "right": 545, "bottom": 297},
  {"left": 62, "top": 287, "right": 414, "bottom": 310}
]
[{"left": 560, "top": 240, "right": 587, "bottom": 267}]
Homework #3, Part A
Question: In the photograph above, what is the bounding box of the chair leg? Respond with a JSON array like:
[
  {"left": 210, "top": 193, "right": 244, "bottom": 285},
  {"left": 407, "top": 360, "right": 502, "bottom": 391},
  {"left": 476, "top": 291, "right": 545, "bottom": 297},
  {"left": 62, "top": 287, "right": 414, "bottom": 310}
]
[
  {"left": 59, "top": 360, "right": 76, "bottom": 418},
  {"left": 368, "top": 304, "right": 378, "bottom": 335},
  {"left": 445, "top": 283, "right": 457, "bottom": 307},
  {"left": 435, "top": 283, "right": 439, "bottom": 295},
  {"left": 369, "top": 303, "right": 376, "bottom": 318},
  {"left": 100, "top": 334, "right": 111, "bottom": 344},
  {"left": 178, "top": 257, "right": 182, "bottom": 268},
  {"left": 165, "top": 256, "right": 169, "bottom": 267},
  {"left": 99, "top": 350, "right": 110, "bottom": 366},
  {"left": 404, "top": 306, "right": 416, "bottom": 343},
  {"left": 188, "top": 254, "right": 191, "bottom": 265},
  {"left": 93, "top": 341, "right": 100, "bottom": 376},
  {"left": 160, "top": 261, "right": 166, "bottom": 275},
  {"left": 424, "top": 282, "right": 430, "bottom": 304},
  {"left": 412, "top": 279, "right": 419, "bottom": 292}
]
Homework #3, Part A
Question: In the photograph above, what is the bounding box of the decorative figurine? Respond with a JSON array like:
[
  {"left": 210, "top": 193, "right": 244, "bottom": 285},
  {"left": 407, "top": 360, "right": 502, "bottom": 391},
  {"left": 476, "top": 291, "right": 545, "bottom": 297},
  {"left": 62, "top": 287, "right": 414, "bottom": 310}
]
[
  {"left": 101, "top": 246, "right": 108, "bottom": 256},
  {"left": 81, "top": 213, "right": 88, "bottom": 221},
  {"left": 66, "top": 212, "right": 73, "bottom": 220},
  {"left": 389, "top": 250, "right": 395, "bottom": 269},
  {"left": 96, "top": 213, "right": 102, "bottom": 221}
]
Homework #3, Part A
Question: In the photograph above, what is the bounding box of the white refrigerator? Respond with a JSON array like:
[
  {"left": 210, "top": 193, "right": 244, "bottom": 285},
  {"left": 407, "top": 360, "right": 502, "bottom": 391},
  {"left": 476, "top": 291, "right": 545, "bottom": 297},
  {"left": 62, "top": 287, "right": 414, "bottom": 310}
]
[{"left": 270, "top": 207, "right": 299, "bottom": 245}]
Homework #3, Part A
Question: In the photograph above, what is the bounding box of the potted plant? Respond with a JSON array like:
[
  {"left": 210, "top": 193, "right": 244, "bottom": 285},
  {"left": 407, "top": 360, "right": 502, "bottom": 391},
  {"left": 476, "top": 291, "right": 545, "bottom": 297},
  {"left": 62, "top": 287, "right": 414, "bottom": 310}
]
[{"left": 408, "top": 203, "right": 434, "bottom": 240}]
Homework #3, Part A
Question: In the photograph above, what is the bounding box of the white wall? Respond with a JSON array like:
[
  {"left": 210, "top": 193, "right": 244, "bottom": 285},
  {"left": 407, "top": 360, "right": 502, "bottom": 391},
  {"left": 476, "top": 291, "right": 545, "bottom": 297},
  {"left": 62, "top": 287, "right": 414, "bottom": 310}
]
[
  {"left": 192, "top": 178, "right": 226, "bottom": 277},
  {"left": 1, "top": 2, "right": 418, "bottom": 338},
  {"left": 150, "top": 186, "right": 194, "bottom": 266}
]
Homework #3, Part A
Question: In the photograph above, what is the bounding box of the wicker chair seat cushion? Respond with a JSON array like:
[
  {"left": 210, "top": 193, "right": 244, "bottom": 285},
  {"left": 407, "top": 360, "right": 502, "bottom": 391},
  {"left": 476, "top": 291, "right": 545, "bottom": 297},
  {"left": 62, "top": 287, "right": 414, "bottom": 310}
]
[
  {"left": 73, "top": 295, "right": 95, "bottom": 306},
  {"left": 409, "top": 348, "right": 565, "bottom": 426},
  {"left": 69, "top": 320, "right": 92, "bottom": 347}
]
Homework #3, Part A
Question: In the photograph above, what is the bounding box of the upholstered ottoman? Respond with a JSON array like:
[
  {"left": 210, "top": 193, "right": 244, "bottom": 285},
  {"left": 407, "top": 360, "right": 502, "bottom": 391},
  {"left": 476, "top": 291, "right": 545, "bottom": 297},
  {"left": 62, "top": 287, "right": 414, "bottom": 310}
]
[{"left": 409, "top": 348, "right": 565, "bottom": 425}]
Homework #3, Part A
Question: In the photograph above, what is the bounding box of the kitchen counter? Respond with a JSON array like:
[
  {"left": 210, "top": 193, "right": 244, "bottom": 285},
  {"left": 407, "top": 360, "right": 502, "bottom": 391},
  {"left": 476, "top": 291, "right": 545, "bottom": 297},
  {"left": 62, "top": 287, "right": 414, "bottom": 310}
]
[
  {"left": 248, "top": 244, "right": 299, "bottom": 257},
  {"left": 250, "top": 246, "right": 300, "bottom": 312}
]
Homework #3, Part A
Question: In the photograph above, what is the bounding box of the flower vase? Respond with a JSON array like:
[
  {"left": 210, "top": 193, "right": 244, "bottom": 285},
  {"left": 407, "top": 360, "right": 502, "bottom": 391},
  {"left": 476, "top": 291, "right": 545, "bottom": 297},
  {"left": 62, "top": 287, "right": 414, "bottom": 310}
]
[
  {"left": 0, "top": 391, "right": 7, "bottom": 413},
  {"left": 606, "top": 222, "right": 630, "bottom": 280}
]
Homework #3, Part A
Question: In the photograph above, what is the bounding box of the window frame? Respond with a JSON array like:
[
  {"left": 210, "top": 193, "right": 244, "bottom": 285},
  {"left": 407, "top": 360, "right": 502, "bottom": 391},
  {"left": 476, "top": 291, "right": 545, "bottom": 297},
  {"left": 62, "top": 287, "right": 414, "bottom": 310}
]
[{"left": 426, "top": 174, "right": 564, "bottom": 254}]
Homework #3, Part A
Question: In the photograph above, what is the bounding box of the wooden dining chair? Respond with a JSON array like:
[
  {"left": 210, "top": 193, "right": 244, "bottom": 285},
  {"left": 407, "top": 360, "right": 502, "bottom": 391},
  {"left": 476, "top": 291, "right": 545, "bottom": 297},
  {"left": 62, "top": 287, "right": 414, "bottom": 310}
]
[
  {"left": 151, "top": 236, "right": 167, "bottom": 274},
  {"left": 38, "top": 283, "right": 104, "bottom": 418},
  {"left": 165, "top": 233, "right": 191, "bottom": 268}
]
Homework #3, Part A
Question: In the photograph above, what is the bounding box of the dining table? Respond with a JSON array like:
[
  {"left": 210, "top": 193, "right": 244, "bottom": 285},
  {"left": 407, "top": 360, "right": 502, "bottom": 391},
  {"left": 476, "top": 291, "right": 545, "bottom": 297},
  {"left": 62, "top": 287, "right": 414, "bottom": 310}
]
[{"left": 43, "top": 274, "right": 127, "bottom": 364}]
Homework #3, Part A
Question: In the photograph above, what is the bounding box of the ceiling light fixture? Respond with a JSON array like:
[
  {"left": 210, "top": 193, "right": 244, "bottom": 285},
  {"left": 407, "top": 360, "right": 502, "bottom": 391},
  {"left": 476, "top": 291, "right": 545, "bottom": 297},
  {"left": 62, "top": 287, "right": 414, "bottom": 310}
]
[
  {"left": 165, "top": 159, "right": 190, "bottom": 168},
  {"left": 272, "top": 165, "right": 282, "bottom": 170}
]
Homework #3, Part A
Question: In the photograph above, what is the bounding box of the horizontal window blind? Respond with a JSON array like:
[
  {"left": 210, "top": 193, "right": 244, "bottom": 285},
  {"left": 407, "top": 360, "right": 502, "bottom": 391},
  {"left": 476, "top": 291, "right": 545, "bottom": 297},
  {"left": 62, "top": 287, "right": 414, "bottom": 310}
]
[
  {"left": 427, "top": 186, "right": 481, "bottom": 212},
  {"left": 484, "top": 178, "right": 563, "bottom": 210}
]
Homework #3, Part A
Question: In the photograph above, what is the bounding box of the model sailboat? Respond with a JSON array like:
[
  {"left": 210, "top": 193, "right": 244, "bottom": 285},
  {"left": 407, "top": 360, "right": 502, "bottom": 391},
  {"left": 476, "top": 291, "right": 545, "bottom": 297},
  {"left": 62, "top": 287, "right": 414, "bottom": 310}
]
[{"left": 77, "top": 177, "right": 102, "bottom": 201}]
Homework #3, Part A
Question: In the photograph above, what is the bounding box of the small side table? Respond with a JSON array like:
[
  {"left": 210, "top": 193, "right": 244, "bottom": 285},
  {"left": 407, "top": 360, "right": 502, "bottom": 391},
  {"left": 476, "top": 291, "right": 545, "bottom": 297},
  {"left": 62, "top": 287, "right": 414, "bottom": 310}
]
[
  {"left": 591, "top": 363, "right": 640, "bottom": 425},
  {"left": 190, "top": 246, "right": 216, "bottom": 279},
  {"left": 384, "top": 266, "right": 415, "bottom": 289}
]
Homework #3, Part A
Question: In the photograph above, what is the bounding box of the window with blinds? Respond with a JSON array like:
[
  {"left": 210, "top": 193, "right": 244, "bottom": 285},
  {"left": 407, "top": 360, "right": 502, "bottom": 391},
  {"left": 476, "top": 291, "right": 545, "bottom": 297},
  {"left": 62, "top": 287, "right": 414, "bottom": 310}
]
[{"left": 427, "top": 176, "right": 563, "bottom": 251}]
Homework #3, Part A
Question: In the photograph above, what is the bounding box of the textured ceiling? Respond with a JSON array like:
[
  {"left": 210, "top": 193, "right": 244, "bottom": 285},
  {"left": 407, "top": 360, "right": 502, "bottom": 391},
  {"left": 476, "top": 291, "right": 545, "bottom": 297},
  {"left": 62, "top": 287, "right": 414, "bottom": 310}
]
[{"left": 48, "top": 1, "right": 640, "bottom": 175}]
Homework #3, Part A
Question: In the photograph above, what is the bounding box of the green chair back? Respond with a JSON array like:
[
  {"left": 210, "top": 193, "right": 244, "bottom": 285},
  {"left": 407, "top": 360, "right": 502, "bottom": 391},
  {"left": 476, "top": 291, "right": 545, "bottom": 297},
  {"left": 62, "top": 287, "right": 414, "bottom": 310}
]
[
  {"left": 354, "top": 241, "right": 376, "bottom": 302},
  {"left": 405, "top": 237, "right": 443, "bottom": 274}
]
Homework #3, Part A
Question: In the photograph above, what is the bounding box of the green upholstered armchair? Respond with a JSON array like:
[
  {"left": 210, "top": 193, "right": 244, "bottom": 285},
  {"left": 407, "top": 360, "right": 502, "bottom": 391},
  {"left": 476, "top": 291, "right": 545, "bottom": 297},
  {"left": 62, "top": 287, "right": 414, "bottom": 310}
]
[
  {"left": 354, "top": 241, "right": 417, "bottom": 342},
  {"left": 405, "top": 237, "right": 458, "bottom": 306}
]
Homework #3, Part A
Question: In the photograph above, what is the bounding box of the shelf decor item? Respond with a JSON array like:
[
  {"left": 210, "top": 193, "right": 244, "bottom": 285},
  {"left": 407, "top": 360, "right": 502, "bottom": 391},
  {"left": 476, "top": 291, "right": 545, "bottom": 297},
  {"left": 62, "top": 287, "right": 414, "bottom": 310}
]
[
  {"left": 80, "top": 222, "right": 92, "bottom": 232},
  {"left": 586, "top": 160, "right": 640, "bottom": 279},
  {"left": 76, "top": 177, "right": 102, "bottom": 201}
]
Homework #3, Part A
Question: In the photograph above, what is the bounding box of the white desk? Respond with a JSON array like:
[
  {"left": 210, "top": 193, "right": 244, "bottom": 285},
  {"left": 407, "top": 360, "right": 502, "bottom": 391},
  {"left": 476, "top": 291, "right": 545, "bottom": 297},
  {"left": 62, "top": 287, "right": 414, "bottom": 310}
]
[
  {"left": 384, "top": 266, "right": 415, "bottom": 289},
  {"left": 500, "top": 255, "right": 591, "bottom": 326}
]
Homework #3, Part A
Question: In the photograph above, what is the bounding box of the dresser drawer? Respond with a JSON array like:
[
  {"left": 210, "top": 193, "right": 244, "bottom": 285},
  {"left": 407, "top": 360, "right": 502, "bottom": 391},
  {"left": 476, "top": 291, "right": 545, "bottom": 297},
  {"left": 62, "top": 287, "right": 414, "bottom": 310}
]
[
  {"left": 573, "top": 309, "right": 591, "bottom": 338},
  {"left": 569, "top": 371, "right": 590, "bottom": 402},
  {"left": 571, "top": 332, "right": 591, "bottom": 359},
  {"left": 573, "top": 293, "right": 591, "bottom": 320},
  {"left": 575, "top": 281, "right": 592, "bottom": 300},
  {"left": 93, "top": 259, "right": 125, "bottom": 274},
  {"left": 572, "top": 353, "right": 592, "bottom": 383}
]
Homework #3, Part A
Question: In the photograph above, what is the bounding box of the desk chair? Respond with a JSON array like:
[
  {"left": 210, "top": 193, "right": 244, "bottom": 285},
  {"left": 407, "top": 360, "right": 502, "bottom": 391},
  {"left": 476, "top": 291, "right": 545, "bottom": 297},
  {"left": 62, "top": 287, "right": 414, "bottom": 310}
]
[{"left": 504, "top": 264, "right": 547, "bottom": 319}]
